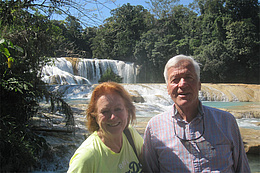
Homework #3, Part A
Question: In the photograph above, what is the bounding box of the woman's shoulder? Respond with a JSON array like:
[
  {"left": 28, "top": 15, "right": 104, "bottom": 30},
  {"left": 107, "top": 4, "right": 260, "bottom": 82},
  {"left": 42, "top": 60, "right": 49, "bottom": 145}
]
[
  {"left": 126, "top": 125, "right": 144, "bottom": 154},
  {"left": 74, "top": 132, "right": 101, "bottom": 156},
  {"left": 69, "top": 132, "right": 101, "bottom": 164},
  {"left": 68, "top": 133, "right": 100, "bottom": 172},
  {"left": 127, "top": 125, "right": 142, "bottom": 138}
]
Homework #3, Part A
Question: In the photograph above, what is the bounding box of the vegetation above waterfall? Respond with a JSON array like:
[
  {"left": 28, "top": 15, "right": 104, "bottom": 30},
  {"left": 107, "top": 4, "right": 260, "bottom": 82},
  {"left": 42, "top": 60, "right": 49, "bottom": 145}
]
[{"left": 98, "top": 67, "right": 123, "bottom": 83}]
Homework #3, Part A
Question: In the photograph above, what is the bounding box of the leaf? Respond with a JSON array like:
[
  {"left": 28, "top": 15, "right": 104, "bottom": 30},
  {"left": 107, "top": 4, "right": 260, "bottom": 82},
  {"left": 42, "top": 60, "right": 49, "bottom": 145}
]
[
  {"left": 0, "top": 39, "right": 6, "bottom": 45},
  {"left": 2, "top": 48, "right": 11, "bottom": 58},
  {"left": 13, "top": 45, "right": 24, "bottom": 53},
  {"left": 7, "top": 40, "right": 14, "bottom": 48}
]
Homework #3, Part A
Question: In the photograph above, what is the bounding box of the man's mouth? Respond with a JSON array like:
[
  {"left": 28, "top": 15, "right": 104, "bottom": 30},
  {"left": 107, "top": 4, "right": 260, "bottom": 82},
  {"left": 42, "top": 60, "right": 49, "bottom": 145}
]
[{"left": 178, "top": 93, "right": 188, "bottom": 96}]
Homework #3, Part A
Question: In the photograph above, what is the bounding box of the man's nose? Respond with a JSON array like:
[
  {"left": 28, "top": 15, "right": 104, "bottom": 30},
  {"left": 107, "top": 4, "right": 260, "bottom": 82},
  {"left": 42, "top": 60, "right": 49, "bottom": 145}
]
[{"left": 178, "top": 78, "right": 187, "bottom": 87}]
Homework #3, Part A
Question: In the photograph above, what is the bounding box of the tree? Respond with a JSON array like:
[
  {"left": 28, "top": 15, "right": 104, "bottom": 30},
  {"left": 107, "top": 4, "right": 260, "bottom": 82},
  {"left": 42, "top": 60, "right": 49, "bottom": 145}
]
[
  {"left": 225, "top": 0, "right": 259, "bottom": 23},
  {"left": 0, "top": 1, "right": 115, "bottom": 171},
  {"left": 92, "top": 3, "right": 154, "bottom": 61},
  {"left": 196, "top": 40, "right": 228, "bottom": 82},
  {"left": 0, "top": 39, "right": 49, "bottom": 171},
  {"left": 225, "top": 20, "right": 260, "bottom": 82},
  {"left": 148, "top": 0, "right": 180, "bottom": 18},
  {"left": 0, "top": 0, "right": 116, "bottom": 27}
]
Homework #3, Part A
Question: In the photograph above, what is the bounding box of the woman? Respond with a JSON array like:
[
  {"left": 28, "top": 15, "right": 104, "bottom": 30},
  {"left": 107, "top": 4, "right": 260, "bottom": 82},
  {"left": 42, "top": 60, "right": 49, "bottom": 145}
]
[{"left": 67, "top": 82, "right": 143, "bottom": 173}]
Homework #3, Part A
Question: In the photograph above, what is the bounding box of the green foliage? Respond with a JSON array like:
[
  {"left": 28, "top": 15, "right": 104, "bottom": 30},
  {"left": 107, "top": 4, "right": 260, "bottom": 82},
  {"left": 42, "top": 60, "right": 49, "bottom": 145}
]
[
  {"left": 196, "top": 40, "right": 228, "bottom": 82},
  {"left": 2, "top": 0, "right": 258, "bottom": 83},
  {"left": 148, "top": 0, "right": 180, "bottom": 18},
  {"left": 44, "top": 90, "right": 74, "bottom": 126},
  {"left": 92, "top": 3, "right": 154, "bottom": 61},
  {"left": 98, "top": 68, "right": 123, "bottom": 83},
  {"left": 0, "top": 115, "right": 49, "bottom": 172},
  {"left": 0, "top": 38, "right": 49, "bottom": 171}
]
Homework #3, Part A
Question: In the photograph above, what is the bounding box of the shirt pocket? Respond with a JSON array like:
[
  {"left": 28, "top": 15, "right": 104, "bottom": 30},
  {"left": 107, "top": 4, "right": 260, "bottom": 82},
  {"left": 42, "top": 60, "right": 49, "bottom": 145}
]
[{"left": 211, "top": 144, "right": 233, "bottom": 171}]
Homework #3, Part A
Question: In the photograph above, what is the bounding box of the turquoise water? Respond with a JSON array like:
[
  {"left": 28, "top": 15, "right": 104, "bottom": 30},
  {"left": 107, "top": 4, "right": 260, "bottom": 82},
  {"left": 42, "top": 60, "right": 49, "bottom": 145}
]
[{"left": 202, "top": 101, "right": 260, "bottom": 109}]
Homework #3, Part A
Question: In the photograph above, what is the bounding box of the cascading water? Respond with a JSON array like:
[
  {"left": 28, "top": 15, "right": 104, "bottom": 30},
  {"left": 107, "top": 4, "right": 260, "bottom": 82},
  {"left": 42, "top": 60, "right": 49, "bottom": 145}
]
[
  {"left": 41, "top": 57, "right": 137, "bottom": 85},
  {"left": 33, "top": 82, "right": 259, "bottom": 172},
  {"left": 38, "top": 59, "right": 260, "bottom": 172}
]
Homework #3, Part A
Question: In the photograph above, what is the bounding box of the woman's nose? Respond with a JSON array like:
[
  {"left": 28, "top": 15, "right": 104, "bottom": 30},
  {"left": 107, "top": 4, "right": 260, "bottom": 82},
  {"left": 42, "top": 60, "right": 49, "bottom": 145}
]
[{"left": 110, "top": 112, "right": 117, "bottom": 119}]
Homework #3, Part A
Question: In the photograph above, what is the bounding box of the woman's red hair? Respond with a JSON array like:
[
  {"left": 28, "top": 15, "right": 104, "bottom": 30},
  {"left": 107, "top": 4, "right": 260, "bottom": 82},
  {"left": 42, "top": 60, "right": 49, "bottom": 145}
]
[{"left": 86, "top": 82, "right": 136, "bottom": 133}]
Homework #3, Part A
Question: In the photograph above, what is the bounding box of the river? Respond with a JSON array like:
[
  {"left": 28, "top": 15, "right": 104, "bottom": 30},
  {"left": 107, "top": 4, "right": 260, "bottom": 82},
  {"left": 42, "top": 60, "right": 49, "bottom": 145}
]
[
  {"left": 38, "top": 58, "right": 259, "bottom": 172},
  {"left": 32, "top": 84, "right": 259, "bottom": 172}
]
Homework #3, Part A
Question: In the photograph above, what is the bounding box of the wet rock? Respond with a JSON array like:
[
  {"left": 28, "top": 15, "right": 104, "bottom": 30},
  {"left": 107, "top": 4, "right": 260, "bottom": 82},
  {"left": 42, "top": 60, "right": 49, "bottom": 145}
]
[
  {"left": 201, "top": 84, "right": 260, "bottom": 102},
  {"left": 129, "top": 90, "right": 145, "bottom": 103},
  {"left": 240, "top": 128, "right": 260, "bottom": 154}
]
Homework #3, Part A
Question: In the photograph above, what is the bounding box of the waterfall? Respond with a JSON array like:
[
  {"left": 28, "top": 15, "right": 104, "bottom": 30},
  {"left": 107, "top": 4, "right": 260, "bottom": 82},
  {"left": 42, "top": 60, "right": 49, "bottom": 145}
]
[
  {"left": 41, "top": 59, "right": 259, "bottom": 102},
  {"left": 41, "top": 57, "right": 137, "bottom": 85}
]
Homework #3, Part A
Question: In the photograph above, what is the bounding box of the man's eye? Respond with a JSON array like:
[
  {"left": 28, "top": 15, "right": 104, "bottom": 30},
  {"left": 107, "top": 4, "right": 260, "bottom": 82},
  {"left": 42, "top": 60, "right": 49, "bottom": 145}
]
[
  {"left": 185, "top": 76, "right": 194, "bottom": 81},
  {"left": 171, "top": 78, "right": 179, "bottom": 83}
]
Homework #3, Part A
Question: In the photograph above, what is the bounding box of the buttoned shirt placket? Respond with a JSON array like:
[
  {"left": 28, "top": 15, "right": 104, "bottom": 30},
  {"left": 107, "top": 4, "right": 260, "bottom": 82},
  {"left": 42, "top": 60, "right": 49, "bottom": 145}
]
[{"left": 173, "top": 104, "right": 205, "bottom": 172}]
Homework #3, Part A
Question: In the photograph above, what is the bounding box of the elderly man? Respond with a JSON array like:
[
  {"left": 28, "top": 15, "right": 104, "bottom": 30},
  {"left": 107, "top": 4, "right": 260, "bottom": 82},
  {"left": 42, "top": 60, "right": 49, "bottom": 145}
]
[{"left": 142, "top": 55, "right": 250, "bottom": 172}]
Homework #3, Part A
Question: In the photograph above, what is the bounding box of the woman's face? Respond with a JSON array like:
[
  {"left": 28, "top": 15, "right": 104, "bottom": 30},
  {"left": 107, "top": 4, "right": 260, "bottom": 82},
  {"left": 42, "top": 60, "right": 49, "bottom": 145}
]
[{"left": 96, "top": 92, "right": 128, "bottom": 138}]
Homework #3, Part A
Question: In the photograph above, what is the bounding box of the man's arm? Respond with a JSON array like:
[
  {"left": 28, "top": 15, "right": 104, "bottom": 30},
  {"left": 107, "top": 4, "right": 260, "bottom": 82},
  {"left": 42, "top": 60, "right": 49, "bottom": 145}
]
[{"left": 142, "top": 125, "right": 160, "bottom": 172}]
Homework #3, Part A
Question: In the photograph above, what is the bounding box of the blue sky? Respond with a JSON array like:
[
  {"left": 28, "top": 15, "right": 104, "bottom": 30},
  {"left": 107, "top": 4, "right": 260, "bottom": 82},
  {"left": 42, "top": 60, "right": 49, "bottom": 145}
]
[
  {"left": 50, "top": 0, "right": 194, "bottom": 27},
  {"left": 98, "top": 0, "right": 193, "bottom": 22}
]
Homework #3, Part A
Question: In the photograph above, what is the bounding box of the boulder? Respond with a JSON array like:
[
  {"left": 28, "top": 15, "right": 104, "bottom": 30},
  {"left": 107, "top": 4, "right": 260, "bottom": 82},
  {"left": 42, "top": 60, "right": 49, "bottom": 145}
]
[{"left": 129, "top": 90, "right": 145, "bottom": 103}]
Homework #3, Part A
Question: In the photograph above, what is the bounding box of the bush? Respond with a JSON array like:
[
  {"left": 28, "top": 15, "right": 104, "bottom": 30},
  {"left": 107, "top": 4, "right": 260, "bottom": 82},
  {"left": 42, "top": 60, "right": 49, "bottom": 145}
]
[
  {"left": 0, "top": 116, "right": 49, "bottom": 172},
  {"left": 0, "top": 39, "right": 50, "bottom": 171},
  {"left": 98, "top": 67, "right": 123, "bottom": 83}
]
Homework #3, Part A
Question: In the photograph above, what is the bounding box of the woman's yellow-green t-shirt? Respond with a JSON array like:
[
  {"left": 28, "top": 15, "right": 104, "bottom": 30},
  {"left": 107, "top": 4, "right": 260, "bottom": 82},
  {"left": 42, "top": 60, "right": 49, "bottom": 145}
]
[{"left": 67, "top": 126, "right": 143, "bottom": 173}]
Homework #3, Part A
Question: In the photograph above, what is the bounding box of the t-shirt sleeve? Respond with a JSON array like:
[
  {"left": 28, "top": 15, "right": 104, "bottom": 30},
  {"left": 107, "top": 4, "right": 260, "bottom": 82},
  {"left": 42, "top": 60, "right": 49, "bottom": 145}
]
[{"left": 67, "top": 146, "right": 96, "bottom": 173}]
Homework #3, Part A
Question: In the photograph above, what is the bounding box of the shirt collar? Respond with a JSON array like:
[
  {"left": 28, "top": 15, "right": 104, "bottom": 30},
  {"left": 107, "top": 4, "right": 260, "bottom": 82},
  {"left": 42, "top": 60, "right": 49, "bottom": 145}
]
[{"left": 173, "top": 101, "right": 204, "bottom": 122}]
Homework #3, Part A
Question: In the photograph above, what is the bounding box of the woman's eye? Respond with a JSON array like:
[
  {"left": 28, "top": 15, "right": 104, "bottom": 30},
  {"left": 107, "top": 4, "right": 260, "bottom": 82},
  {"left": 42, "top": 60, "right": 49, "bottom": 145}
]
[
  {"left": 115, "top": 107, "right": 122, "bottom": 112},
  {"left": 101, "top": 110, "right": 109, "bottom": 115}
]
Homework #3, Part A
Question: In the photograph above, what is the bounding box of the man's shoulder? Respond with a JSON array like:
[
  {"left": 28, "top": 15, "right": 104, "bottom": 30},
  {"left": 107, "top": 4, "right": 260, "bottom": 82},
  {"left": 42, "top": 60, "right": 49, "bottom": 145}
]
[
  {"left": 202, "top": 104, "right": 232, "bottom": 114},
  {"left": 202, "top": 105, "right": 236, "bottom": 122},
  {"left": 147, "top": 107, "right": 173, "bottom": 126}
]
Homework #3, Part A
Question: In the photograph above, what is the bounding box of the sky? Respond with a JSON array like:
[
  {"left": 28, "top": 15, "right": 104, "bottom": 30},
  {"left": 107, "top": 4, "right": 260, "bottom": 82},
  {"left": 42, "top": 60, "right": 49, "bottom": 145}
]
[
  {"left": 96, "top": 0, "right": 194, "bottom": 24},
  {"left": 50, "top": 0, "right": 194, "bottom": 27}
]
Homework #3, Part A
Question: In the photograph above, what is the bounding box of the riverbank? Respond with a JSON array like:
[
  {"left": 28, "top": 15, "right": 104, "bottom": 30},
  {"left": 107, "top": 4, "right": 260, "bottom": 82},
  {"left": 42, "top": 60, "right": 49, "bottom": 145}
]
[
  {"left": 201, "top": 83, "right": 260, "bottom": 102},
  {"left": 31, "top": 102, "right": 260, "bottom": 172},
  {"left": 68, "top": 102, "right": 260, "bottom": 155},
  {"left": 31, "top": 83, "right": 260, "bottom": 171}
]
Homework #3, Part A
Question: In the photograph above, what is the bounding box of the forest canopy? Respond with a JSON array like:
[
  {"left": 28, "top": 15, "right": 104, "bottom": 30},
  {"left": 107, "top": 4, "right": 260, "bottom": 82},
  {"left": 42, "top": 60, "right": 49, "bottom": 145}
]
[{"left": 1, "top": 0, "right": 259, "bottom": 83}]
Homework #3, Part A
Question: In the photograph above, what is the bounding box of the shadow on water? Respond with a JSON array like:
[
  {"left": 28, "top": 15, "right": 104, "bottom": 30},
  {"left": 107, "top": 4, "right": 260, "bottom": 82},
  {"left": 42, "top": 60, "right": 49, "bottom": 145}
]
[{"left": 247, "top": 154, "right": 260, "bottom": 173}]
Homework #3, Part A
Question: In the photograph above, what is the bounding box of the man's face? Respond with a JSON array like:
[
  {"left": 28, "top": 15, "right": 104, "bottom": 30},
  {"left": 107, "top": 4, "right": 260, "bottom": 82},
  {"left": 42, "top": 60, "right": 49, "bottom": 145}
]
[{"left": 167, "top": 60, "right": 201, "bottom": 110}]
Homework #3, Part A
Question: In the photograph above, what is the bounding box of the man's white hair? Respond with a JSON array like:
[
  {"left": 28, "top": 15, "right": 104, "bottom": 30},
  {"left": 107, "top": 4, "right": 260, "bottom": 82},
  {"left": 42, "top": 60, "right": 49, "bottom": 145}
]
[{"left": 163, "top": 54, "right": 200, "bottom": 84}]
